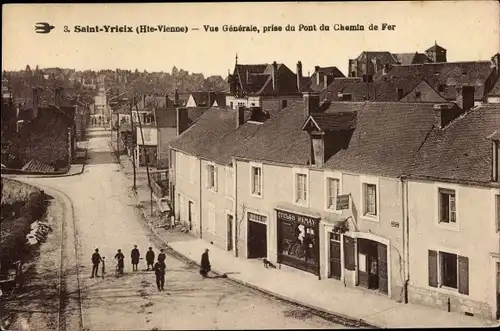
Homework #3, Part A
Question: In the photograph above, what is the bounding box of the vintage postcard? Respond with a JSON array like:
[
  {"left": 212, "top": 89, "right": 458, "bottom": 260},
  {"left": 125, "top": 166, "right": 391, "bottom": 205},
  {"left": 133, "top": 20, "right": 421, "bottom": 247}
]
[{"left": 1, "top": 1, "right": 500, "bottom": 330}]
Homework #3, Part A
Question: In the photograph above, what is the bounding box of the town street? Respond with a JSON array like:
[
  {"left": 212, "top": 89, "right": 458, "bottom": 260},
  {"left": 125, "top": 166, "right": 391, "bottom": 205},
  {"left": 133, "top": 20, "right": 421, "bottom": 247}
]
[{"left": 15, "top": 128, "right": 346, "bottom": 330}]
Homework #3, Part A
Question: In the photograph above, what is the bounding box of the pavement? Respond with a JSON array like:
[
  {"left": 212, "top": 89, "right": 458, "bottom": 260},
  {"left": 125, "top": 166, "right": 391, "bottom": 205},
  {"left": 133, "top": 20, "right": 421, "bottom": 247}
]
[
  {"left": 7, "top": 128, "right": 349, "bottom": 330},
  {"left": 113, "top": 131, "right": 500, "bottom": 329}
]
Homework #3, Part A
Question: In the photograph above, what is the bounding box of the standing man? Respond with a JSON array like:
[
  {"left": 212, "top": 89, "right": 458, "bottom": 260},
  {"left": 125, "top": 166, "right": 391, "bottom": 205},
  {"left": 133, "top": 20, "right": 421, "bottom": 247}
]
[
  {"left": 158, "top": 248, "right": 166, "bottom": 263},
  {"left": 200, "top": 249, "right": 211, "bottom": 278},
  {"left": 153, "top": 260, "right": 166, "bottom": 291},
  {"left": 146, "top": 247, "right": 155, "bottom": 271},
  {"left": 91, "top": 248, "right": 103, "bottom": 278},
  {"left": 115, "top": 249, "right": 125, "bottom": 275},
  {"left": 131, "top": 245, "right": 140, "bottom": 271}
]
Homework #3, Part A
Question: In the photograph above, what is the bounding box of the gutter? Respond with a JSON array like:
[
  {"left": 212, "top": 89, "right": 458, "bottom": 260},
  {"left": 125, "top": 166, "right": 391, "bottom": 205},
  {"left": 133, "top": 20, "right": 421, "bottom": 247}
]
[
  {"left": 199, "top": 156, "right": 203, "bottom": 239},
  {"left": 400, "top": 175, "right": 410, "bottom": 304},
  {"left": 233, "top": 157, "right": 238, "bottom": 257}
]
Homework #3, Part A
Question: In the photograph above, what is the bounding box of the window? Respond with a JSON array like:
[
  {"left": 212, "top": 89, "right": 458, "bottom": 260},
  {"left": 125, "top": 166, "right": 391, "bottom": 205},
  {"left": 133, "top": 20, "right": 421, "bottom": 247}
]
[
  {"left": 326, "top": 178, "right": 340, "bottom": 210},
  {"left": 438, "top": 84, "right": 445, "bottom": 93},
  {"left": 428, "top": 250, "right": 469, "bottom": 295},
  {"left": 439, "top": 188, "right": 456, "bottom": 223},
  {"left": 295, "top": 173, "right": 307, "bottom": 203},
  {"left": 440, "top": 252, "right": 458, "bottom": 288},
  {"left": 206, "top": 164, "right": 217, "bottom": 191},
  {"left": 251, "top": 166, "right": 262, "bottom": 196},
  {"left": 496, "top": 195, "right": 500, "bottom": 232},
  {"left": 363, "top": 183, "right": 377, "bottom": 216}
]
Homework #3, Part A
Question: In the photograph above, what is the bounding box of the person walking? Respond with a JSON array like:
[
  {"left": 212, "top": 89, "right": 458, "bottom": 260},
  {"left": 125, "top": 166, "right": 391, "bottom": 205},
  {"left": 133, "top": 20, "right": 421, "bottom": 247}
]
[
  {"left": 146, "top": 247, "right": 155, "bottom": 271},
  {"left": 91, "top": 248, "right": 103, "bottom": 278},
  {"left": 158, "top": 248, "right": 166, "bottom": 263},
  {"left": 115, "top": 249, "right": 125, "bottom": 275},
  {"left": 131, "top": 245, "right": 140, "bottom": 271},
  {"left": 153, "top": 260, "right": 166, "bottom": 291},
  {"left": 199, "top": 249, "right": 211, "bottom": 278}
]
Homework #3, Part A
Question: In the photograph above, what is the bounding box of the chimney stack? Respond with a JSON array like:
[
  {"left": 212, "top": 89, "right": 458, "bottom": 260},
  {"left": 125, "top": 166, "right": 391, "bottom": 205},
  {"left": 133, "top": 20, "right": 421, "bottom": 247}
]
[
  {"left": 296, "top": 61, "right": 303, "bottom": 92},
  {"left": 433, "top": 103, "right": 464, "bottom": 129},
  {"left": 272, "top": 61, "right": 279, "bottom": 94},
  {"left": 315, "top": 66, "right": 321, "bottom": 86},
  {"left": 174, "top": 89, "right": 180, "bottom": 106},
  {"left": 236, "top": 105, "right": 245, "bottom": 129},
  {"left": 324, "top": 75, "right": 329, "bottom": 89},
  {"left": 303, "top": 92, "right": 321, "bottom": 120},
  {"left": 176, "top": 107, "right": 189, "bottom": 136},
  {"left": 142, "top": 94, "right": 147, "bottom": 108},
  {"left": 456, "top": 85, "right": 475, "bottom": 111}
]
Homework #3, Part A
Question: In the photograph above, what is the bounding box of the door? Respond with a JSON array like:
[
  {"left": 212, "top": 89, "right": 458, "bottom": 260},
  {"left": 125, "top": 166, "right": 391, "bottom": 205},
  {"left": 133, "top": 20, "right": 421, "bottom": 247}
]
[
  {"left": 357, "top": 239, "right": 370, "bottom": 288},
  {"left": 227, "top": 214, "right": 234, "bottom": 251},
  {"left": 377, "top": 243, "right": 388, "bottom": 294},
  {"left": 188, "top": 201, "right": 193, "bottom": 231},
  {"left": 247, "top": 221, "right": 267, "bottom": 259},
  {"left": 329, "top": 233, "right": 341, "bottom": 280}
]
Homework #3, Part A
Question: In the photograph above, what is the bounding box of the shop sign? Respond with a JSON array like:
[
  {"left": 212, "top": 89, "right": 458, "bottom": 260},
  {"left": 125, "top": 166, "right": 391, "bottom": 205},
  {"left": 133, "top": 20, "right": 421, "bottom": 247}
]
[
  {"left": 248, "top": 212, "right": 267, "bottom": 224},
  {"left": 276, "top": 210, "right": 318, "bottom": 227},
  {"left": 336, "top": 194, "right": 350, "bottom": 210}
]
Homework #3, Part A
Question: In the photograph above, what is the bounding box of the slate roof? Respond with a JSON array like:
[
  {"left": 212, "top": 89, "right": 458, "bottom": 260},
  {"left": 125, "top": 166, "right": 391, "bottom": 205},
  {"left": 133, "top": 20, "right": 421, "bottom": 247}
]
[
  {"left": 322, "top": 76, "right": 425, "bottom": 102},
  {"left": 355, "top": 52, "right": 399, "bottom": 64},
  {"left": 233, "top": 63, "right": 301, "bottom": 96},
  {"left": 372, "top": 61, "right": 494, "bottom": 100},
  {"left": 406, "top": 103, "right": 500, "bottom": 183},
  {"left": 393, "top": 52, "right": 432, "bottom": 65},
  {"left": 188, "top": 91, "right": 227, "bottom": 107},
  {"left": 307, "top": 112, "right": 357, "bottom": 131},
  {"left": 234, "top": 101, "right": 438, "bottom": 178},
  {"left": 154, "top": 107, "right": 209, "bottom": 128},
  {"left": 425, "top": 43, "right": 446, "bottom": 52},
  {"left": 169, "top": 107, "right": 262, "bottom": 165},
  {"left": 488, "top": 76, "right": 500, "bottom": 96}
]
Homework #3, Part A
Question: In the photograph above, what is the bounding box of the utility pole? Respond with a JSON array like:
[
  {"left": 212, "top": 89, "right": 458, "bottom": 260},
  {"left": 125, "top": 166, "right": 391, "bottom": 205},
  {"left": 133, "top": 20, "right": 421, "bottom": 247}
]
[
  {"left": 135, "top": 97, "right": 154, "bottom": 216},
  {"left": 129, "top": 100, "right": 136, "bottom": 190}
]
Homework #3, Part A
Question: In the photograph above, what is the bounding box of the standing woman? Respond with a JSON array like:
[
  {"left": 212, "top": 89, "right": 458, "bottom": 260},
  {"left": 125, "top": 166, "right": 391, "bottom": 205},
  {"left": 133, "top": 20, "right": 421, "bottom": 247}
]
[{"left": 200, "top": 249, "right": 211, "bottom": 278}]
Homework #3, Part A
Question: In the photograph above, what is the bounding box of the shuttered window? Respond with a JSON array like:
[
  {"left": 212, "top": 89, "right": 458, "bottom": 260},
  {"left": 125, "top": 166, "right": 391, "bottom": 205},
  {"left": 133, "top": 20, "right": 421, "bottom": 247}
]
[
  {"left": 428, "top": 250, "right": 438, "bottom": 287},
  {"left": 458, "top": 256, "right": 469, "bottom": 295},
  {"left": 363, "top": 184, "right": 377, "bottom": 216},
  {"left": 343, "top": 236, "right": 356, "bottom": 271}
]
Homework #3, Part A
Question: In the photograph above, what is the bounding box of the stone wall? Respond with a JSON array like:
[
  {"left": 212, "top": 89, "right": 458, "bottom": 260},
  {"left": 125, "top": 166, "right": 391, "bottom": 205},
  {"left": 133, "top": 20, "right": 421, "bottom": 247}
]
[{"left": 408, "top": 285, "right": 494, "bottom": 320}]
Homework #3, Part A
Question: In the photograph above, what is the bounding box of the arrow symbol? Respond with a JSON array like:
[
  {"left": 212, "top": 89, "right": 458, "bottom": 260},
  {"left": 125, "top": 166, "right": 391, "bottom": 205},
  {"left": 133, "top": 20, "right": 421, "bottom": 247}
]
[{"left": 35, "top": 22, "right": 55, "bottom": 34}]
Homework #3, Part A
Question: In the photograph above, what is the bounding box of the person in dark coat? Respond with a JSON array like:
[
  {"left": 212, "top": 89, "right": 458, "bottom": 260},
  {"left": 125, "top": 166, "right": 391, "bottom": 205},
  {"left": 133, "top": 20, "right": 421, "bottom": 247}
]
[
  {"left": 115, "top": 249, "right": 125, "bottom": 274},
  {"left": 131, "top": 245, "right": 140, "bottom": 271},
  {"left": 153, "top": 260, "right": 166, "bottom": 291},
  {"left": 146, "top": 247, "right": 155, "bottom": 271},
  {"left": 91, "top": 248, "right": 103, "bottom": 278},
  {"left": 200, "top": 249, "right": 211, "bottom": 278},
  {"left": 158, "top": 248, "right": 166, "bottom": 263}
]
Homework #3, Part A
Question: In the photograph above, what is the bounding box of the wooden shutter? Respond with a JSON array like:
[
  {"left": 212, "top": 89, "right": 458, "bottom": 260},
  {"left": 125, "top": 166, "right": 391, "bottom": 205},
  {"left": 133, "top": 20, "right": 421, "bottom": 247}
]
[
  {"left": 458, "top": 255, "right": 469, "bottom": 295},
  {"left": 343, "top": 236, "right": 356, "bottom": 271},
  {"left": 377, "top": 243, "right": 388, "bottom": 294},
  {"left": 428, "top": 250, "right": 438, "bottom": 287},
  {"left": 214, "top": 167, "right": 218, "bottom": 191}
]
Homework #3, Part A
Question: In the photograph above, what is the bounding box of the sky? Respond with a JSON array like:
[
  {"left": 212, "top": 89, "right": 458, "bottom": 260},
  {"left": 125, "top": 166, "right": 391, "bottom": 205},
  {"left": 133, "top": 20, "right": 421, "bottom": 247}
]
[{"left": 2, "top": 1, "right": 499, "bottom": 77}]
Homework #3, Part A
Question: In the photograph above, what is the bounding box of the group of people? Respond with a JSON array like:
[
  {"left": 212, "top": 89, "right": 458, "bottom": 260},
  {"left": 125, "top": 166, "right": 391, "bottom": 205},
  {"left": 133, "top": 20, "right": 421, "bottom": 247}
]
[{"left": 90, "top": 246, "right": 212, "bottom": 291}]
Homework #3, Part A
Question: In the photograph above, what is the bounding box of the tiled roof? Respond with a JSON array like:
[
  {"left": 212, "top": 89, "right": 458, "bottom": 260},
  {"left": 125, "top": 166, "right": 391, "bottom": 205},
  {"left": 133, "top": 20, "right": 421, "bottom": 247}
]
[
  {"left": 22, "top": 159, "right": 55, "bottom": 172},
  {"left": 234, "top": 101, "right": 438, "bottom": 178},
  {"left": 154, "top": 107, "right": 208, "bottom": 128},
  {"left": 488, "top": 76, "right": 500, "bottom": 96},
  {"left": 373, "top": 61, "right": 494, "bottom": 100},
  {"left": 406, "top": 103, "right": 500, "bottom": 183},
  {"left": 169, "top": 107, "right": 262, "bottom": 165},
  {"left": 425, "top": 43, "right": 446, "bottom": 52}
]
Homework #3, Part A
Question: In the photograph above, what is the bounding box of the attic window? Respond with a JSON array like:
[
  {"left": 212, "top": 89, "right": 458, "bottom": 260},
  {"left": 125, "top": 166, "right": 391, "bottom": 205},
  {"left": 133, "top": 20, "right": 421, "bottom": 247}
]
[{"left": 415, "top": 91, "right": 422, "bottom": 98}]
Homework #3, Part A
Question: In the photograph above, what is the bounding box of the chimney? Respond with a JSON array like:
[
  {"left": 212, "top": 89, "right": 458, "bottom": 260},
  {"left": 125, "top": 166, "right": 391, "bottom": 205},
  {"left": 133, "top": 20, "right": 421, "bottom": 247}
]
[
  {"left": 303, "top": 92, "right": 321, "bottom": 119},
  {"left": 208, "top": 91, "right": 212, "bottom": 107},
  {"left": 323, "top": 75, "right": 329, "bottom": 89},
  {"left": 246, "top": 70, "right": 250, "bottom": 84},
  {"left": 236, "top": 105, "right": 245, "bottom": 129},
  {"left": 272, "top": 61, "right": 279, "bottom": 94},
  {"left": 433, "top": 103, "right": 461, "bottom": 129},
  {"left": 456, "top": 85, "right": 475, "bottom": 111},
  {"left": 176, "top": 107, "right": 189, "bottom": 136},
  {"left": 296, "top": 61, "right": 303, "bottom": 92},
  {"left": 165, "top": 93, "right": 170, "bottom": 108},
  {"left": 315, "top": 66, "right": 321, "bottom": 86},
  {"left": 174, "top": 89, "right": 179, "bottom": 106},
  {"left": 142, "top": 94, "right": 147, "bottom": 108}
]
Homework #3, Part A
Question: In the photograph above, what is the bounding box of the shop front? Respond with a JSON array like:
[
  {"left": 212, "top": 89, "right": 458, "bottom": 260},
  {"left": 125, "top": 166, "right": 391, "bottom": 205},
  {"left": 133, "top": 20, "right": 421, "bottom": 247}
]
[{"left": 276, "top": 209, "right": 321, "bottom": 277}]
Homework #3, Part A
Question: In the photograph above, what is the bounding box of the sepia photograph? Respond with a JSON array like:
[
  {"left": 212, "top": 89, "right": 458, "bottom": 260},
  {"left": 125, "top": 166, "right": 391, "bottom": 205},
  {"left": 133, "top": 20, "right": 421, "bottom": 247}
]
[{"left": 1, "top": 1, "right": 500, "bottom": 330}]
